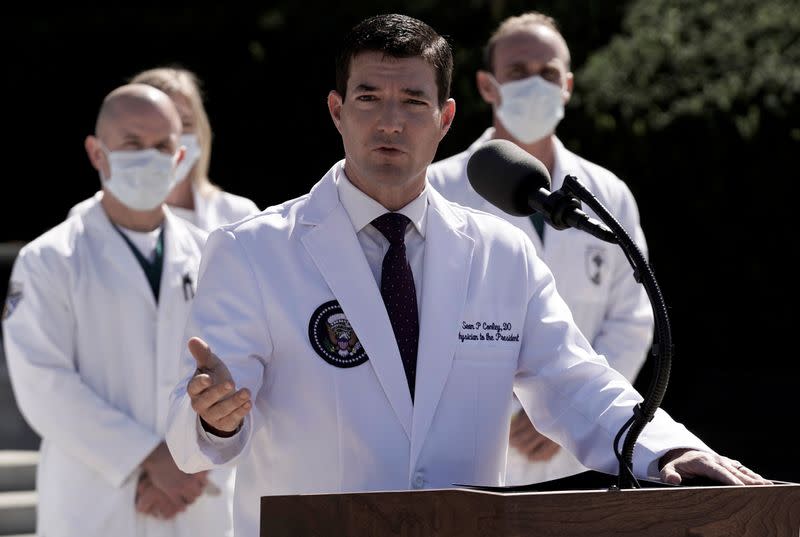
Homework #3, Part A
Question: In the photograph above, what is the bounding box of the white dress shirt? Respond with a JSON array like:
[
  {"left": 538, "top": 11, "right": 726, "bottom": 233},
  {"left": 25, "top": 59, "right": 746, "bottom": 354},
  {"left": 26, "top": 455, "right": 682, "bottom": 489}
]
[{"left": 335, "top": 167, "right": 427, "bottom": 309}]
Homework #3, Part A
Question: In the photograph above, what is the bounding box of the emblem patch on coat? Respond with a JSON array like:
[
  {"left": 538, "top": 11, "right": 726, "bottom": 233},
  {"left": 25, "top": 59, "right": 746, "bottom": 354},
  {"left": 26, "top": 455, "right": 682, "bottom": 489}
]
[
  {"left": 2, "top": 281, "right": 23, "bottom": 320},
  {"left": 308, "top": 300, "right": 368, "bottom": 368},
  {"left": 585, "top": 246, "right": 606, "bottom": 286}
]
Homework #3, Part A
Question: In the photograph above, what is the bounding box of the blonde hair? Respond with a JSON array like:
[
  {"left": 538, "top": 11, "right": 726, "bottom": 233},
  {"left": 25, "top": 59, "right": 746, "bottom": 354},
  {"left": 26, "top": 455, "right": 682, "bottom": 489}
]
[
  {"left": 484, "top": 12, "right": 571, "bottom": 72},
  {"left": 130, "top": 67, "right": 216, "bottom": 193}
]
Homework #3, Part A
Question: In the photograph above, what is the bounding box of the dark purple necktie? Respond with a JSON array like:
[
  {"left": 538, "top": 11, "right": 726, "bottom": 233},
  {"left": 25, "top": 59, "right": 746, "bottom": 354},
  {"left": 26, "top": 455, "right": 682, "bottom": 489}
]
[{"left": 372, "top": 212, "right": 419, "bottom": 401}]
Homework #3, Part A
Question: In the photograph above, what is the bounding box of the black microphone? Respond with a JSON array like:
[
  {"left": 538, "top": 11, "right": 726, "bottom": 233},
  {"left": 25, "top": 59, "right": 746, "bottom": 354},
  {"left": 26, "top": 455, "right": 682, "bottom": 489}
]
[{"left": 467, "top": 139, "right": 615, "bottom": 241}]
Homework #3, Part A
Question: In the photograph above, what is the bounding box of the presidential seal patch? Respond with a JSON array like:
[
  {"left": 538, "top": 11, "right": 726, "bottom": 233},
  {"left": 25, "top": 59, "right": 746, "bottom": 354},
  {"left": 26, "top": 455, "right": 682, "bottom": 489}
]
[
  {"left": 308, "top": 300, "right": 368, "bottom": 368},
  {"left": 2, "top": 281, "right": 23, "bottom": 320}
]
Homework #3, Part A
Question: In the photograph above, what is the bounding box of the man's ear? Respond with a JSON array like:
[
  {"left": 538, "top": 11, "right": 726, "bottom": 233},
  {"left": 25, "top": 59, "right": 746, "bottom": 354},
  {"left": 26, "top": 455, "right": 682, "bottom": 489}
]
[
  {"left": 563, "top": 72, "right": 574, "bottom": 105},
  {"left": 439, "top": 98, "right": 456, "bottom": 140},
  {"left": 85, "top": 135, "right": 106, "bottom": 175},
  {"left": 174, "top": 145, "right": 186, "bottom": 167},
  {"left": 327, "top": 91, "right": 344, "bottom": 133},
  {"left": 476, "top": 71, "right": 500, "bottom": 106}
]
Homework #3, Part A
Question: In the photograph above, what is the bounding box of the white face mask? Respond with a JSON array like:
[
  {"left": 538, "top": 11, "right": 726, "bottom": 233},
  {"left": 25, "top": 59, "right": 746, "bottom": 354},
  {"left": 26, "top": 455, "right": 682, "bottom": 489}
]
[
  {"left": 101, "top": 144, "right": 180, "bottom": 211},
  {"left": 173, "top": 133, "right": 201, "bottom": 184},
  {"left": 491, "top": 74, "right": 565, "bottom": 144}
]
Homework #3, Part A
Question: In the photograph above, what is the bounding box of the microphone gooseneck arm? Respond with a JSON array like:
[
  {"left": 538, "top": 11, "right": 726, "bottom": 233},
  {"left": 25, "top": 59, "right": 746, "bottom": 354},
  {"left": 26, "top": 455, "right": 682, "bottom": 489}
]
[
  {"left": 560, "top": 174, "right": 673, "bottom": 490},
  {"left": 531, "top": 188, "right": 618, "bottom": 243}
]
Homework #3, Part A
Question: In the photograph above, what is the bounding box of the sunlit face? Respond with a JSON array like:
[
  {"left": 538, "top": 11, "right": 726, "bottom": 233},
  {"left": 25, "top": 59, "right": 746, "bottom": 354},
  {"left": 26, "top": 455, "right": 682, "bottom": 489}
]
[
  {"left": 479, "top": 24, "right": 573, "bottom": 112},
  {"left": 328, "top": 51, "right": 455, "bottom": 202},
  {"left": 89, "top": 101, "right": 181, "bottom": 179}
]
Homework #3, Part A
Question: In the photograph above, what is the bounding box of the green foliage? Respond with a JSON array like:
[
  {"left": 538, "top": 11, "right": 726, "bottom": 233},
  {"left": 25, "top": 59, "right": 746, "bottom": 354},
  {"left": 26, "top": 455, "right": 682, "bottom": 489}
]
[{"left": 575, "top": 0, "right": 800, "bottom": 140}]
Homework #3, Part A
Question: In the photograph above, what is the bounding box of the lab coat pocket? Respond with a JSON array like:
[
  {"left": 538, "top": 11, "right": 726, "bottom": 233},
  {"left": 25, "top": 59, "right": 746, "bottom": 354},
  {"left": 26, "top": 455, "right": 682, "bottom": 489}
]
[
  {"left": 437, "top": 347, "right": 518, "bottom": 482},
  {"left": 451, "top": 346, "right": 517, "bottom": 413}
]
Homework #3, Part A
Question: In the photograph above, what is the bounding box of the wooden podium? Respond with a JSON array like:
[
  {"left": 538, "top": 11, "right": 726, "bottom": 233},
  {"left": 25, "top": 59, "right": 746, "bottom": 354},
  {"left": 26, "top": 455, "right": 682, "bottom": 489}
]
[{"left": 260, "top": 481, "right": 800, "bottom": 536}]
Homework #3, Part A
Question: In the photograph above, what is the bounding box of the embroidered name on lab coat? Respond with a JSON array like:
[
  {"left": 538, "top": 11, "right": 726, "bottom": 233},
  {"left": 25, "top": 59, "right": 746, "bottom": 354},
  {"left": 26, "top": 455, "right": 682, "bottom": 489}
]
[{"left": 459, "top": 320, "right": 520, "bottom": 342}]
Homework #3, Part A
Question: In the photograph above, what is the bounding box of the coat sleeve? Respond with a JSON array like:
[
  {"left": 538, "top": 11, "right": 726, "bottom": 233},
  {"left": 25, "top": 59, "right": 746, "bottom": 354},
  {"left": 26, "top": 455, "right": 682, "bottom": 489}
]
[
  {"left": 2, "top": 245, "right": 161, "bottom": 488},
  {"left": 590, "top": 180, "right": 654, "bottom": 382},
  {"left": 512, "top": 235, "right": 711, "bottom": 479},
  {"left": 166, "top": 226, "right": 271, "bottom": 472}
]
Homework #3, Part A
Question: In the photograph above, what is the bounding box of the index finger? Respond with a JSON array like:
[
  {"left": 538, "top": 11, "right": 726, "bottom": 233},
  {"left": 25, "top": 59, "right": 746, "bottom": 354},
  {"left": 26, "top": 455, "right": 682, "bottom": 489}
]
[{"left": 187, "top": 373, "right": 213, "bottom": 397}]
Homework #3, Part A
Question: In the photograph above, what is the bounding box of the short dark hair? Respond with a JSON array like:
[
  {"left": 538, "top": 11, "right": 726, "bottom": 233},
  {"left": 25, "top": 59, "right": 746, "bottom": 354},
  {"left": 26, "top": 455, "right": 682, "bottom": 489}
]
[{"left": 335, "top": 14, "right": 453, "bottom": 107}]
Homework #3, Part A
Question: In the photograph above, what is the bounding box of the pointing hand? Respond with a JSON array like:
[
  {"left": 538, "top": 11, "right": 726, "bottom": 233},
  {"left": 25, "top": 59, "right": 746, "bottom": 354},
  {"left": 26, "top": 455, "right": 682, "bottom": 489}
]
[{"left": 186, "top": 337, "right": 251, "bottom": 436}]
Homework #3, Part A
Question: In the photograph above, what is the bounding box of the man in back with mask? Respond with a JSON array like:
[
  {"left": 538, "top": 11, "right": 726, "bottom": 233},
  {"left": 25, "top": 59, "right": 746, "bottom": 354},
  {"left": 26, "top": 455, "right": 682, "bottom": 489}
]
[
  {"left": 2, "top": 83, "right": 233, "bottom": 536},
  {"left": 428, "top": 12, "right": 654, "bottom": 485}
]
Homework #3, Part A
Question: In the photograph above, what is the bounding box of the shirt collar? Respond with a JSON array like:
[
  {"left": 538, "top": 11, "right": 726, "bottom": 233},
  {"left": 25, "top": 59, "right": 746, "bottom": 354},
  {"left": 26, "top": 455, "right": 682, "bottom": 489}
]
[{"left": 336, "top": 165, "right": 428, "bottom": 238}]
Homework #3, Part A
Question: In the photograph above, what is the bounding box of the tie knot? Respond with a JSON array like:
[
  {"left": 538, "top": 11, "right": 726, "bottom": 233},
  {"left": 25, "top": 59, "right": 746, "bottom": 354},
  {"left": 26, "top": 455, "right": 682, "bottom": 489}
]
[{"left": 372, "top": 212, "right": 411, "bottom": 245}]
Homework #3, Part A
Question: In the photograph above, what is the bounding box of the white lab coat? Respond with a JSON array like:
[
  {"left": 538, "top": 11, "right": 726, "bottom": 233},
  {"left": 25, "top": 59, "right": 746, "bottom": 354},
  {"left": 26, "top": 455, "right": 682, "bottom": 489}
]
[
  {"left": 2, "top": 199, "right": 234, "bottom": 537},
  {"left": 69, "top": 186, "right": 260, "bottom": 232},
  {"left": 166, "top": 161, "right": 707, "bottom": 537},
  {"left": 428, "top": 130, "right": 655, "bottom": 484}
]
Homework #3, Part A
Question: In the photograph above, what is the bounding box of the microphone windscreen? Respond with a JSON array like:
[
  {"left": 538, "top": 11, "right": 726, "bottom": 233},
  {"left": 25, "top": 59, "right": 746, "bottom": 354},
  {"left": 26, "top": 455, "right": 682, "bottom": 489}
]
[{"left": 466, "top": 139, "right": 551, "bottom": 217}]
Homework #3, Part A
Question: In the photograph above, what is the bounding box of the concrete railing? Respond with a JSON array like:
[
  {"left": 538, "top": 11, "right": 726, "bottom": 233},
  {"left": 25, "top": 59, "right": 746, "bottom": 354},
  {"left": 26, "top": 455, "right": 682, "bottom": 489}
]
[{"left": 0, "top": 450, "right": 37, "bottom": 535}]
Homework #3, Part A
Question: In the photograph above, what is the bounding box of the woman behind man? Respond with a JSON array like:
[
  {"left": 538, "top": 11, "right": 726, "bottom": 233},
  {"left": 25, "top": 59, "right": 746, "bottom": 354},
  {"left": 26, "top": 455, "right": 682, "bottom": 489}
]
[{"left": 70, "top": 67, "right": 260, "bottom": 231}]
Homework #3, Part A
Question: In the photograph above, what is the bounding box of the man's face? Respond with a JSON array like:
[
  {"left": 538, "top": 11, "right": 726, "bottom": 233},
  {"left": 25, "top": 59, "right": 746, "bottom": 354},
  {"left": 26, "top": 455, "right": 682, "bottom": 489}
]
[
  {"left": 482, "top": 25, "right": 573, "bottom": 106},
  {"left": 328, "top": 51, "right": 455, "bottom": 198},
  {"left": 89, "top": 101, "right": 181, "bottom": 179}
]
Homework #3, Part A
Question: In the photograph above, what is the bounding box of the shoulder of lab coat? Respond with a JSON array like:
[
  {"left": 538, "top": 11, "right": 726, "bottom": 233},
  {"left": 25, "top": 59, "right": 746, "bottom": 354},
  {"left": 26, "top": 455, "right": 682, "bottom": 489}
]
[
  {"left": 194, "top": 184, "right": 261, "bottom": 232},
  {"left": 427, "top": 128, "right": 490, "bottom": 205},
  {"left": 2, "top": 201, "right": 162, "bottom": 488},
  {"left": 66, "top": 190, "right": 103, "bottom": 219}
]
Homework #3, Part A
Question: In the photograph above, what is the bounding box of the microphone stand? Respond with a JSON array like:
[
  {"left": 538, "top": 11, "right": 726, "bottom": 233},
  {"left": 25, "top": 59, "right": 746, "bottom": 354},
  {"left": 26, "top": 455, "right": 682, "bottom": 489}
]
[{"left": 556, "top": 175, "right": 673, "bottom": 490}]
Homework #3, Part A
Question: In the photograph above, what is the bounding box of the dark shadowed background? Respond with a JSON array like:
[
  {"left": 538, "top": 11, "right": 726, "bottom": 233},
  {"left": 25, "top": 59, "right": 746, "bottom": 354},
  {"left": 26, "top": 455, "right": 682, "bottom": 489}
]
[{"left": 2, "top": 1, "right": 798, "bottom": 482}]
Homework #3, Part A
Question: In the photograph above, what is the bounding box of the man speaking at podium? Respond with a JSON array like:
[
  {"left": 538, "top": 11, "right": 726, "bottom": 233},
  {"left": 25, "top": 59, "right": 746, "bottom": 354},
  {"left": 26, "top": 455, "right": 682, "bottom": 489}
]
[{"left": 165, "top": 13, "right": 768, "bottom": 537}]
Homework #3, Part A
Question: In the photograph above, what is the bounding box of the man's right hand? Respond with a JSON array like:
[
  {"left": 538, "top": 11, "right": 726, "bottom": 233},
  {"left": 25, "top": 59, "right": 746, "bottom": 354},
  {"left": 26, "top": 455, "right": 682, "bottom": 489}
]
[
  {"left": 135, "top": 471, "right": 183, "bottom": 520},
  {"left": 187, "top": 336, "right": 252, "bottom": 436},
  {"left": 141, "top": 442, "right": 208, "bottom": 508},
  {"left": 509, "top": 409, "right": 561, "bottom": 462}
]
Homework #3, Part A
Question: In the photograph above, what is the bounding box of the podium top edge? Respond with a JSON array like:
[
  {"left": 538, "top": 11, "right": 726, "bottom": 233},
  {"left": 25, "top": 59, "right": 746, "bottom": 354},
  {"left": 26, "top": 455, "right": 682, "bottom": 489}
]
[{"left": 260, "top": 482, "right": 799, "bottom": 500}]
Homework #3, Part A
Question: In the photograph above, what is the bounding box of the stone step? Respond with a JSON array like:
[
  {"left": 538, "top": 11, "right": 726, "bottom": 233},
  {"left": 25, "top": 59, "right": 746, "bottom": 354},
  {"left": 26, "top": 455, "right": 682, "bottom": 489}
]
[
  {"left": 0, "top": 451, "right": 37, "bottom": 492},
  {"left": 0, "top": 490, "right": 36, "bottom": 535}
]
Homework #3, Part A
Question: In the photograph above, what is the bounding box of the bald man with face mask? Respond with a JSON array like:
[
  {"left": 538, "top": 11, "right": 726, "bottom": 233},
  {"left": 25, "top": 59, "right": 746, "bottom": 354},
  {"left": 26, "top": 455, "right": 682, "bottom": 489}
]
[{"left": 2, "top": 84, "right": 234, "bottom": 536}]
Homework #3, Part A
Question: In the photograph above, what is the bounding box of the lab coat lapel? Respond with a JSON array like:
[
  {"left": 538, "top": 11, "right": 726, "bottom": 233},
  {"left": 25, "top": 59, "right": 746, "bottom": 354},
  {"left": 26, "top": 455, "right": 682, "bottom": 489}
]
[
  {"left": 87, "top": 201, "right": 157, "bottom": 309},
  {"left": 300, "top": 168, "right": 413, "bottom": 439},
  {"left": 410, "top": 189, "right": 474, "bottom": 467}
]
